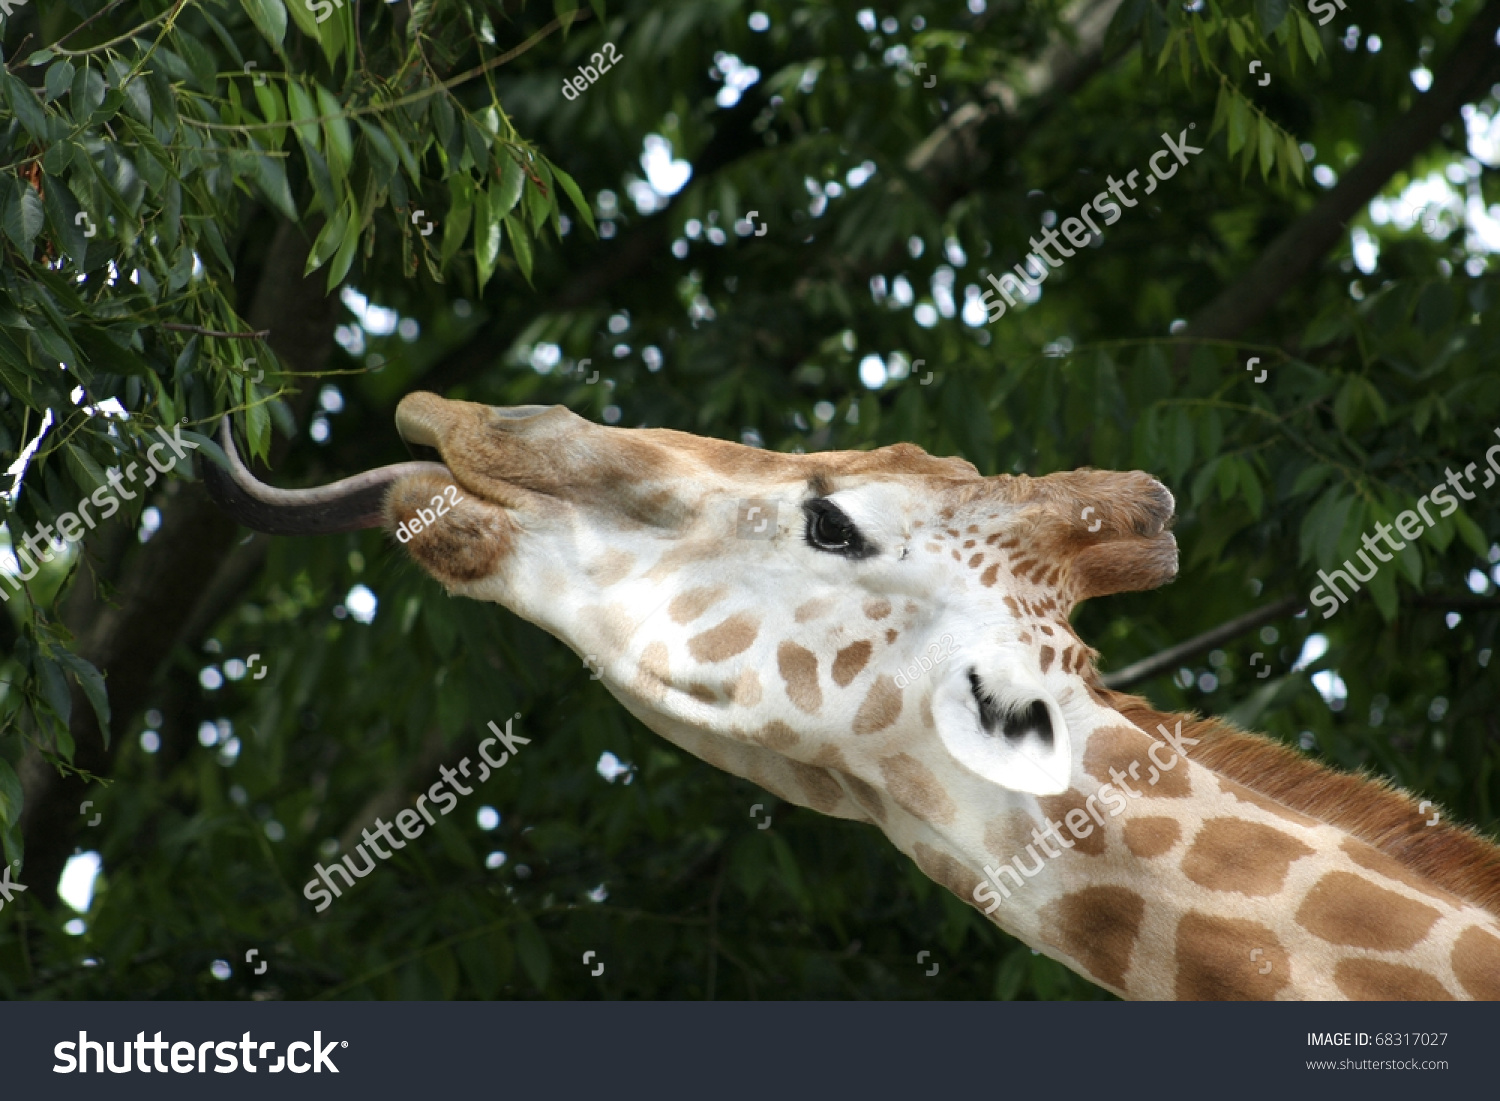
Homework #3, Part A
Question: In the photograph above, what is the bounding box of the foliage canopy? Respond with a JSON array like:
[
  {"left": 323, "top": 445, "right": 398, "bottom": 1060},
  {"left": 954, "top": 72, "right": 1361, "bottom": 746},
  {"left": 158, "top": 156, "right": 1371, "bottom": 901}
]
[{"left": 2, "top": 0, "right": 1499, "bottom": 999}]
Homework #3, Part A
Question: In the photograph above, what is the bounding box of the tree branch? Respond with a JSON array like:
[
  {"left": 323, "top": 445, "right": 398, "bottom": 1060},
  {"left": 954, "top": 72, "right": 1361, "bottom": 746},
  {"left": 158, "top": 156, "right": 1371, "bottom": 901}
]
[
  {"left": 1183, "top": 0, "right": 1500, "bottom": 343},
  {"left": 1100, "top": 594, "right": 1306, "bottom": 690},
  {"left": 160, "top": 323, "right": 270, "bottom": 339},
  {"left": 18, "top": 219, "right": 340, "bottom": 906},
  {"left": 905, "top": 0, "right": 1126, "bottom": 176}
]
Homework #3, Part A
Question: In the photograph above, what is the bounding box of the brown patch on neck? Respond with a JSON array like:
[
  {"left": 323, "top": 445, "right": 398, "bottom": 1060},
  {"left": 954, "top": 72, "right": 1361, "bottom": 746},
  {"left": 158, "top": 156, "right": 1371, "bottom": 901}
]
[
  {"left": 1103, "top": 692, "right": 1500, "bottom": 923},
  {"left": 1182, "top": 819, "right": 1313, "bottom": 896},
  {"left": 1334, "top": 959, "right": 1454, "bottom": 1001},
  {"left": 1175, "top": 913, "right": 1289, "bottom": 1000},
  {"left": 794, "top": 596, "right": 835, "bottom": 623},
  {"left": 669, "top": 585, "right": 728, "bottom": 624},
  {"left": 912, "top": 842, "right": 983, "bottom": 905},
  {"left": 832, "top": 640, "right": 873, "bottom": 687},
  {"left": 1045, "top": 885, "right": 1146, "bottom": 991},
  {"left": 1451, "top": 926, "right": 1500, "bottom": 999},
  {"left": 879, "top": 753, "right": 956, "bottom": 824},
  {"left": 687, "top": 613, "right": 760, "bottom": 663},
  {"left": 777, "top": 642, "right": 822, "bottom": 713}
]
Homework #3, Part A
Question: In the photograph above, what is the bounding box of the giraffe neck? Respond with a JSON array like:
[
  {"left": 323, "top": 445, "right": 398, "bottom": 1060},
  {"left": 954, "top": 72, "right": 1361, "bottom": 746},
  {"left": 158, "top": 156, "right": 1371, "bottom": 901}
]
[{"left": 958, "top": 700, "right": 1500, "bottom": 999}]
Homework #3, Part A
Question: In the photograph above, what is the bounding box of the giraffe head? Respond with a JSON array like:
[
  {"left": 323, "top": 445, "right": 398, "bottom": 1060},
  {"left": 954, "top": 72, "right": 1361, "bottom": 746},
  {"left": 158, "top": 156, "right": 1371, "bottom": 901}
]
[{"left": 211, "top": 392, "right": 1176, "bottom": 809}]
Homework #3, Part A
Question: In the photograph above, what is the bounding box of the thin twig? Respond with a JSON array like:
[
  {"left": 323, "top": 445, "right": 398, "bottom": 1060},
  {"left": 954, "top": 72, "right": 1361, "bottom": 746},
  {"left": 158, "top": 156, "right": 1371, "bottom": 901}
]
[
  {"left": 50, "top": 0, "right": 134, "bottom": 52},
  {"left": 181, "top": 11, "right": 587, "bottom": 136},
  {"left": 1101, "top": 594, "right": 1306, "bottom": 690},
  {"left": 1405, "top": 595, "right": 1500, "bottom": 609},
  {"left": 161, "top": 323, "right": 269, "bottom": 339}
]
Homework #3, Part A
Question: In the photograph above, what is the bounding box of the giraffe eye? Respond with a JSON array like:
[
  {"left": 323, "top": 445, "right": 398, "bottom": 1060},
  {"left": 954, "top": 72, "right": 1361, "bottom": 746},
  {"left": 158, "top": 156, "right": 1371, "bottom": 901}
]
[{"left": 802, "top": 499, "right": 875, "bottom": 558}]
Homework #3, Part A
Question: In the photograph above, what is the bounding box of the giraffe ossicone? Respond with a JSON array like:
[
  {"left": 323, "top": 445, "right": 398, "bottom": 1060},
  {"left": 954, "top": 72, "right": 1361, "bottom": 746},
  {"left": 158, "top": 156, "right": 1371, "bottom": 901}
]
[{"left": 206, "top": 393, "right": 1500, "bottom": 1001}]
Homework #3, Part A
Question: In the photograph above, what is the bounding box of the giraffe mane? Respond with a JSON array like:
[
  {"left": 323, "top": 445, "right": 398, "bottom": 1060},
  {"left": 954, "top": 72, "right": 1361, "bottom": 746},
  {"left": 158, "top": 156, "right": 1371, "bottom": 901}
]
[{"left": 1100, "top": 690, "right": 1500, "bottom": 922}]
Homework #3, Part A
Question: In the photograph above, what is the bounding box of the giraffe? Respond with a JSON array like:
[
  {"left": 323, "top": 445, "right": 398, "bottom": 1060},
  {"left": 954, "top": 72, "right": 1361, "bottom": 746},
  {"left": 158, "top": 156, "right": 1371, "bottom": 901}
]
[{"left": 206, "top": 392, "right": 1500, "bottom": 1000}]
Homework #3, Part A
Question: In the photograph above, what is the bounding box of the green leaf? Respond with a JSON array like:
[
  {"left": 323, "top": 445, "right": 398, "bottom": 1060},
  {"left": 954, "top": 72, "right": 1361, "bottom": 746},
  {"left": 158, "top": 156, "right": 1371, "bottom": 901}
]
[
  {"left": 1451, "top": 509, "right": 1488, "bottom": 559},
  {"left": 1395, "top": 529, "right": 1423, "bottom": 587},
  {"left": 1226, "top": 20, "right": 1248, "bottom": 56},
  {"left": 433, "top": 95, "right": 457, "bottom": 163},
  {"left": 36, "top": 654, "right": 72, "bottom": 726},
  {"left": 1239, "top": 460, "right": 1264, "bottom": 518},
  {"left": 1191, "top": 456, "right": 1222, "bottom": 507},
  {"left": 1291, "top": 463, "right": 1335, "bottom": 496},
  {"left": 494, "top": 153, "right": 525, "bottom": 218},
  {"left": 504, "top": 212, "right": 533, "bottom": 283},
  {"left": 768, "top": 832, "right": 810, "bottom": 910},
  {"left": 1366, "top": 561, "right": 1399, "bottom": 621},
  {"left": 71, "top": 62, "right": 108, "bottom": 122},
  {"left": 54, "top": 649, "right": 111, "bottom": 744},
  {"left": 1254, "top": 0, "right": 1289, "bottom": 37},
  {"left": 1298, "top": 12, "right": 1323, "bottom": 63},
  {"left": 325, "top": 201, "right": 363, "bottom": 290},
  {"left": 1315, "top": 492, "right": 1355, "bottom": 566},
  {"left": 462, "top": 116, "right": 490, "bottom": 171},
  {"left": 286, "top": 0, "right": 322, "bottom": 38},
  {"left": 1156, "top": 28, "right": 1180, "bottom": 72},
  {"left": 1227, "top": 92, "right": 1249, "bottom": 156},
  {"left": 550, "top": 162, "right": 596, "bottom": 234},
  {"left": 64, "top": 443, "right": 108, "bottom": 496},
  {"left": 248, "top": 140, "right": 299, "bottom": 222},
  {"left": 254, "top": 80, "right": 286, "bottom": 142},
  {"left": 1165, "top": 406, "right": 1194, "bottom": 483},
  {"left": 1258, "top": 117, "right": 1276, "bottom": 179},
  {"left": 306, "top": 204, "right": 351, "bottom": 274},
  {"left": 318, "top": 87, "right": 353, "bottom": 191},
  {"left": 174, "top": 336, "right": 201, "bottom": 380},
  {"left": 514, "top": 919, "right": 551, "bottom": 992},
  {"left": 44, "top": 60, "right": 75, "bottom": 103},
  {"left": 240, "top": 0, "right": 288, "bottom": 47},
  {"left": 384, "top": 119, "right": 422, "bottom": 186},
  {"left": 5, "top": 185, "right": 45, "bottom": 249},
  {"left": 1298, "top": 485, "right": 1343, "bottom": 565},
  {"left": 474, "top": 184, "right": 503, "bottom": 293},
  {"left": 995, "top": 949, "right": 1029, "bottom": 1001},
  {"left": 523, "top": 161, "right": 551, "bottom": 232},
  {"left": 443, "top": 176, "right": 474, "bottom": 265},
  {"left": 3, "top": 71, "right": 48, "bottom": 139},
  {"left": 0, "top": 760, "right": 22, "bottom": 829},
  {"left": 1195, "top": 406, "right": 1222, "bottom": 459},
  {"left": 1333, "top": 375, "right": 1374, "bottom": 432},
  {"left": 554, "top": 0, "right": 582, "bottom": 31},
  {"left": 1283, "top": 130, "right": 1305, "bottom": 183},
  {"left": 287, "top": 81, "right": 321, "bottom": 152},
  {"left": 354, "top": 120, "right": 397, "bottom": 190},
  {"left": 246, "top": 386, "right": 273, "bottom": 462}
]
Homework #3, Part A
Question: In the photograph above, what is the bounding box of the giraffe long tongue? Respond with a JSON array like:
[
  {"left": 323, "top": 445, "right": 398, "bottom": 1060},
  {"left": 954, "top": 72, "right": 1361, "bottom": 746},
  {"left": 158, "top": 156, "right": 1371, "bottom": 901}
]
[{"left": 202, "top": 417, "right": 451, "bottom": 536}]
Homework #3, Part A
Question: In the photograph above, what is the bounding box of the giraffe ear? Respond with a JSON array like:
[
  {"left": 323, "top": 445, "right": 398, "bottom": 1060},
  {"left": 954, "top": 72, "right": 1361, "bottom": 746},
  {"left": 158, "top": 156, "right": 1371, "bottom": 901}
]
[{"left": 932, "top": 666, "right": 1072, "bottom": 795}]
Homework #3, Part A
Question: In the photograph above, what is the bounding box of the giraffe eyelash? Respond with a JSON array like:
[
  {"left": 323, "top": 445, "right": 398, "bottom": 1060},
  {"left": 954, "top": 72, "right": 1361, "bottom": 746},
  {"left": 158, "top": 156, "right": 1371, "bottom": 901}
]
[{"left": 801, "top": 498, "right": 878, "bottom": 559}]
